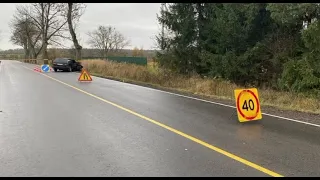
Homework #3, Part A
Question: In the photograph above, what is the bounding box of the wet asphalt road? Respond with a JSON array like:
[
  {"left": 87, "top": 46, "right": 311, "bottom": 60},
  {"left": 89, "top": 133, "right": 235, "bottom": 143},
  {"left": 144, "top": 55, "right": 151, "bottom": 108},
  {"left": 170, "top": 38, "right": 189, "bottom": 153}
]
[{"left": 0, "top": 60, "right": 320, "bottom": 177}]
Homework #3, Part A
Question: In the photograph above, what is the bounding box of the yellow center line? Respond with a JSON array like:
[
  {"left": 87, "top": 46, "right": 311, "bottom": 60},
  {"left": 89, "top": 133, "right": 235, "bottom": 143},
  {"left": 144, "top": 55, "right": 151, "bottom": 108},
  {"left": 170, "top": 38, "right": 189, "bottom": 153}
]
[{"left": 22, "top": 65, "right": 284, "bottom": 177}]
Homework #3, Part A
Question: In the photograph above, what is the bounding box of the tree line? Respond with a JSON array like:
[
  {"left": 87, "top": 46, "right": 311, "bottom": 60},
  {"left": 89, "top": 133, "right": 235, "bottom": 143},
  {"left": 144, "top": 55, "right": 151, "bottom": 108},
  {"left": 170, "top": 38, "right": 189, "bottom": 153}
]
[
  {"left": 0, "top": 48, "right": 156, "bottom": 60},
  {"left": 155, "top": 3, "right": 320, "bottom": 96},
  {"left": 9, "top": 3, "right": 130, "bottom": 61}
]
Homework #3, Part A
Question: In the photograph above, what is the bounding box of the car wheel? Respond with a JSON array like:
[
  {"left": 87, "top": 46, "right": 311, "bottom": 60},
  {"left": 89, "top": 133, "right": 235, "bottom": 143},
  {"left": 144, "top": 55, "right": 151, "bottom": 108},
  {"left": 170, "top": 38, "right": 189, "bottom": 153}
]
[{"left": 54, "top": 68, "right": 57, "bottom": 72}]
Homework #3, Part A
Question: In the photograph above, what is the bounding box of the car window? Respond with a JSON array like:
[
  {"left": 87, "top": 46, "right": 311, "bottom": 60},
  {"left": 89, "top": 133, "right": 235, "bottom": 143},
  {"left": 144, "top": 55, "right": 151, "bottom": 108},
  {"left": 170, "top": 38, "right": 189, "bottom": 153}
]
[
  {"left": 67, "top": 59, "right": 76, "bottom": 63},
  {"left": 53, "top": 58, "right": 69, "bottom": 63}
]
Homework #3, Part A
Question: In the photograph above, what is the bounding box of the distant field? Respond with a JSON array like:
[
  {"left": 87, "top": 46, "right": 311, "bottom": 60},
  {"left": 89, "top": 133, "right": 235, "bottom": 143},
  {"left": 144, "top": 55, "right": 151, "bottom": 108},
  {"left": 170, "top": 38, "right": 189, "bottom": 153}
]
[{"left": 0, "top": 48, "right": 157, "bottom": 60}]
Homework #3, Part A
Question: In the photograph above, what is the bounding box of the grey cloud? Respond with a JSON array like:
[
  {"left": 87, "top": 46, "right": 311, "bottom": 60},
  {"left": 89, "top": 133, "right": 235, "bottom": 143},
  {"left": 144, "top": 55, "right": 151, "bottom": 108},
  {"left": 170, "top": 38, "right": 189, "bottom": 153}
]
[
  {"left": 79, "top": 3, "right": 161, "bottom": 50},
  {"left": 0, "top": 3, "right": 161, "bottom": 50}
]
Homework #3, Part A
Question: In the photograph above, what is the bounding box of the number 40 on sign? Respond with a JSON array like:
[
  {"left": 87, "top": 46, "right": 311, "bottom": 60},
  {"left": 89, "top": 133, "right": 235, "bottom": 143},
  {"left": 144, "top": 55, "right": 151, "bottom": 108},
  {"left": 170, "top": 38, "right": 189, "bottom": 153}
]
[{"left": 234, "top": 88, "right": 262, "bottom": 123}]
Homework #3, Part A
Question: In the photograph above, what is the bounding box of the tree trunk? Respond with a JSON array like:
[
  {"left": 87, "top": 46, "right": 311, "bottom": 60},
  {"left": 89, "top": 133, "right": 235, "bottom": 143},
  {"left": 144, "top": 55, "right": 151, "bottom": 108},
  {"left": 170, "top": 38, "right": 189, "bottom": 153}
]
[
  {"left": 104, "top": 51, "right": 107, "bottom": 59},
  {"left": 67, "top": 3, "right": 82, "bottom": 60},
  {"left": 75, "top": 48, "right": 82, "bottom": 60},
  {"left": 30, "top": 47, "right": 36, "bottom": 59},
  {"left": 104, "top": 49, "right": 109, "bottom": 59},
  {"left": 23, "top": 43, "right": 29, "bottom": 60},
  {"left": 41, "top": 40, "right": 48, "bottom": 59},
  {"left": 27, "top": 37, "right": 36, "bottom": 59}
]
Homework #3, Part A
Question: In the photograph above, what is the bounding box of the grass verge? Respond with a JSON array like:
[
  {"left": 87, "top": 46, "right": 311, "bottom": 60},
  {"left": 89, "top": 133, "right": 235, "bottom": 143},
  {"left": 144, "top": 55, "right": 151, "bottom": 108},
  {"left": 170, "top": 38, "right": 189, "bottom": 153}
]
[{"left": 81, "top": 59, "right": 320, "bottom": 115}]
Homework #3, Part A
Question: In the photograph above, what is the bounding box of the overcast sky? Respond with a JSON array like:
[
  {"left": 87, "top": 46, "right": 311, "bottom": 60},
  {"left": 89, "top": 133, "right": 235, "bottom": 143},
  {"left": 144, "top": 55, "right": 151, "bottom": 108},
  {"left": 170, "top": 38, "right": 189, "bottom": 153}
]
[{"left": 0, "top": 3, "right": 161, "bottom": 50}]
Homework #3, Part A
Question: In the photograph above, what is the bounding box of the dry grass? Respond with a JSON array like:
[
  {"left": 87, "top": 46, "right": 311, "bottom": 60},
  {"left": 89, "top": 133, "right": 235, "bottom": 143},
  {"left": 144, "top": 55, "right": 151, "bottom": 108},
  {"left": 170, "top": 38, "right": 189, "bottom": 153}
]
[{"left": 80, "top": 59, "right": 320, "bottom": 114}]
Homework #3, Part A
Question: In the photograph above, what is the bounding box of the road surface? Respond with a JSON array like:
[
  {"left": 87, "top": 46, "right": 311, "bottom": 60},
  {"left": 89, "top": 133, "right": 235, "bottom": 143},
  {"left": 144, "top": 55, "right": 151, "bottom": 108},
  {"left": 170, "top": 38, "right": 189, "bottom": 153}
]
[{"left": 0, "top": 60, "right": 320, "bottom": 177}]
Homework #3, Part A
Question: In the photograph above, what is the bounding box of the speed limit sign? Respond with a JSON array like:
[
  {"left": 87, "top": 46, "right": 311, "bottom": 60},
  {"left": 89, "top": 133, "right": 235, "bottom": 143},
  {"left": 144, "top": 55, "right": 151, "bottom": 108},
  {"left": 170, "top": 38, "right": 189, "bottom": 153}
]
[{"left": 234, "top": 88, "right": 262, "bottom": 122}]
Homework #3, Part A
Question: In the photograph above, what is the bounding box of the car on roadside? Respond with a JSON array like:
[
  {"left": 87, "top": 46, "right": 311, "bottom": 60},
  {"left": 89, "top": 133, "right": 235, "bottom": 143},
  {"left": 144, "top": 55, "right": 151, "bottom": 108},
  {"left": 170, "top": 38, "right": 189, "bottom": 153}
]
[{"left": 52, "top": 58, "right": 83, "bottom": 72}]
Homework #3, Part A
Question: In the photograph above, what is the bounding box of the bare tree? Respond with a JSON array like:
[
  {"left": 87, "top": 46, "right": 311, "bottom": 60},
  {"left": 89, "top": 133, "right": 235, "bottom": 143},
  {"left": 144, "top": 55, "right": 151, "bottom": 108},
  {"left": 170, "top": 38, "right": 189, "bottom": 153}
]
[
  {"left": 18, "top": 3, "right": 68, "bottom": 59},
  {"left": 10, "top": 24, "right": 28, "bottom": 59},
  {"left": 9, "top": 7, "right": 42, "bottom": 59},
  {"left": 65, "top": 3, "right": 86, "bottom": 60},
  {"left": 87, "top": 25, "right": 130, "bottom": 58}
]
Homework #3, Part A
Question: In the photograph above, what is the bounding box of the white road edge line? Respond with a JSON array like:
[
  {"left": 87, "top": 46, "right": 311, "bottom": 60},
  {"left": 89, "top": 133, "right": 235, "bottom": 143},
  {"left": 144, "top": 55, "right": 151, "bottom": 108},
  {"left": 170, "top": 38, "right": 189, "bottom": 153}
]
[
  {"left": 93, "top": 74, "right": 320, "bottom": 128},
  {"left": 21, "top": 62, "right": 320, "bottom": 128}
]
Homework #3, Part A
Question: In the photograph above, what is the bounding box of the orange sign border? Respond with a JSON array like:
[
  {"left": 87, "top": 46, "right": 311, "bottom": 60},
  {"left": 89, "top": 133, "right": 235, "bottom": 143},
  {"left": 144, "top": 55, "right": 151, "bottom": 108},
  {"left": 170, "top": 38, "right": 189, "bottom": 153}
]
[{"left": 78, "top": 69, "right": 92, "bottom": 82}]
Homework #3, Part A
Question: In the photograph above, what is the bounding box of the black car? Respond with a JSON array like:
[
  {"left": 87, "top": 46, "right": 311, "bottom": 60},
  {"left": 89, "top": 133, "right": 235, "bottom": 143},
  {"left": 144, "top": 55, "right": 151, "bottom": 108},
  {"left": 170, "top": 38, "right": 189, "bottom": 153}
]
[{"left": 52, "top": 58, "right": 83, "bottom": 72}]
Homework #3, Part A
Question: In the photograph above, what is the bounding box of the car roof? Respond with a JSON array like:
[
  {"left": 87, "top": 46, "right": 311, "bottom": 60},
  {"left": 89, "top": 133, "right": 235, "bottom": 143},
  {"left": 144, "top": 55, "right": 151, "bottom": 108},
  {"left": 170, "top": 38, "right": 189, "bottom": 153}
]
[{"left": 54, "top": 58, "right": 74, "bottom": 60}]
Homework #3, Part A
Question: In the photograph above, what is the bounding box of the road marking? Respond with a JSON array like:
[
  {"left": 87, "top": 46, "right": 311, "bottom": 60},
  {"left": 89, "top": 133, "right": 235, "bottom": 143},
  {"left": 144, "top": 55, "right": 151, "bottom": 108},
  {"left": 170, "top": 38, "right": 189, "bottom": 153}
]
[
  {"left": 22, "top": 65, "right": 283, "bottom": 177},
  {"left": 21, "top": 61, "right": 320, "bottom": 127},
  {"left": 90, "top": 72, "right": 320, "bottom": 128}
]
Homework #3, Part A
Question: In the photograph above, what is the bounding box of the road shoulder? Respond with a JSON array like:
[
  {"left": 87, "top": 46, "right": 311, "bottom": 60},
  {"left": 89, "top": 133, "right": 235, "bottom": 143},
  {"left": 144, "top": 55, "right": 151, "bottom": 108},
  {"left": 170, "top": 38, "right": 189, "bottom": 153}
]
[{"left": 90, "top": 73, "right": 320, "bottom": 126}]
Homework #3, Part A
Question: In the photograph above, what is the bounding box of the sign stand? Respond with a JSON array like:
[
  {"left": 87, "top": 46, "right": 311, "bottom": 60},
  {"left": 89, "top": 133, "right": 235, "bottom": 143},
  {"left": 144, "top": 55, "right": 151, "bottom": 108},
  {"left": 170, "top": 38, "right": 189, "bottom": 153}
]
[{"left": 227, "top": 110, "right": 237, "bottom": 122}]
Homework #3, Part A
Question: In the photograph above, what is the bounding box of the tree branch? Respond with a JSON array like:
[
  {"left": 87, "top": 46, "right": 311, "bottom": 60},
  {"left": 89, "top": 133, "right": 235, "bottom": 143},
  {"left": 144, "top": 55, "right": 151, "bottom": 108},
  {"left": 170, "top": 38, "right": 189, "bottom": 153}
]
[
  {"left": 47, "top": 20, "right": 68, "bottom": 41},
  {"left": 49, "top": 39, "right": 68, "bottom": 48},
  {"left": 52, "top": 34, "right": 72, "bottom": 41}
]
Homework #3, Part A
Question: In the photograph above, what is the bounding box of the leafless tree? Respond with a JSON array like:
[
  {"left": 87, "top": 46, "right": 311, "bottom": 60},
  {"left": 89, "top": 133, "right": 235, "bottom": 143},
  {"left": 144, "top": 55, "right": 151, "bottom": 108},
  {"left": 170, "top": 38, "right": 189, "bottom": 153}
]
[
  {"left": 10, "top": 24, "right": 29, "bottom": 59},
  {"left": 9, "top": 7, "right": 42, "bottom": 59},
  {"left": 87, "top": 25, "right": 130, "bottom": 58},
  {"left": 64, "top": 3, "right": 86, "bottom": 60},
  {"left": 17, "top": 3, "right": 68, "bottom": 59}
]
